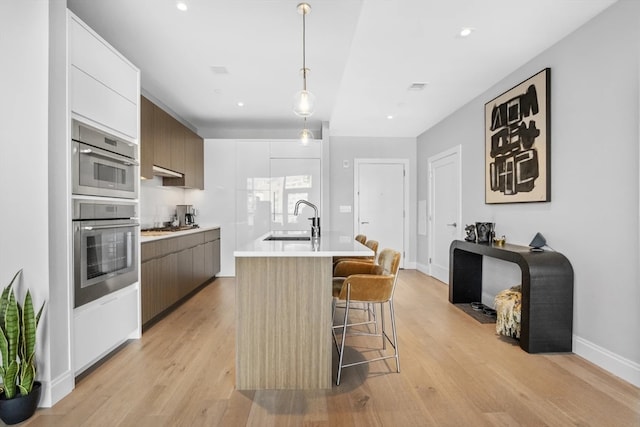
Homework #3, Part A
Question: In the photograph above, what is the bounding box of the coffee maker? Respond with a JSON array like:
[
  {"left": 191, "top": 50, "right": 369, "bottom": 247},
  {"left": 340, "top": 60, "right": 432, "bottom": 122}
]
[{"left": 176, "top": 205, "right": 196, "bottom": 227}]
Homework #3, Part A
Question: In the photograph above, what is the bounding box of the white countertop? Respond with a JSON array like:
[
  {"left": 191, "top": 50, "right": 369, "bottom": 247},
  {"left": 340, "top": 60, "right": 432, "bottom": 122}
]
[
  {"left": 140, "top": 224, "right": 220, "bottom": 243},
  {"left": 234, "top": 231, "right": 374, "bottom": 257}
]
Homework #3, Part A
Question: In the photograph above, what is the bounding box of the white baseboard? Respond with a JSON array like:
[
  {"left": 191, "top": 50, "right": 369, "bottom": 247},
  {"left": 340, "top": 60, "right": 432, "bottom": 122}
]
[
  {"left": 41, "top": 369, "right": 74, "bottom": 408},
  {"left": 416, "top": 262, "right": 429, "bottom": 275},
  {"left": 404, "top": 261, "right": 416, "bottom": 269},
  {"left": 574, "top": 335, "right": 640, "bottom": 388}
]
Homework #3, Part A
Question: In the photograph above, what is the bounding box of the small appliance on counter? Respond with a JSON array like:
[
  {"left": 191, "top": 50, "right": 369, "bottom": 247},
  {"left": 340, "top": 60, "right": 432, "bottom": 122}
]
[{"left": 176, "top": 205, "right": 197, "bottom": 227}]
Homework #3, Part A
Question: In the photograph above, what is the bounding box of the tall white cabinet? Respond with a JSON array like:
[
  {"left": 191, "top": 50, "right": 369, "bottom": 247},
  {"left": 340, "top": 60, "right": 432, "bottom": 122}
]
[{"left": 67, "top": 11, "right": 141, "bottom": 375}]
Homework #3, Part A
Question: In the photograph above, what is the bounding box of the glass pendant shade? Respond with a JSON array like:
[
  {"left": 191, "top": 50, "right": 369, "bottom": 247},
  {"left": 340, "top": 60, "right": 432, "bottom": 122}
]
[
  {"left": 293, "top": 89, "right": 316, "bottom": 117},
  {"left": 298, "top": 127, "right": 315, "bottom": 145}
]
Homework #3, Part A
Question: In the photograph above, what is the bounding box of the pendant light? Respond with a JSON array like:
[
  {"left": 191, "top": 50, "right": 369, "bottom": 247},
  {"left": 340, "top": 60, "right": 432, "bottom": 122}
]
[
  {"left": 293, "top": 3, "right": 315, "bottom": 118},
  {"left": 299, "top": 118, "right": 314, "bottom": 145}
]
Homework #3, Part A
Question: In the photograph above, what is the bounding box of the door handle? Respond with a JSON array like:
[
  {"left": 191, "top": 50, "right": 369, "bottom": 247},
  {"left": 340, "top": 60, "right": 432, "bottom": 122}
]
[
  {"left": 361, "top": 221, "right": 369, "bottom": 225},
  {"left": 446, "top": 222, "right": 457, "bottom": 227}
]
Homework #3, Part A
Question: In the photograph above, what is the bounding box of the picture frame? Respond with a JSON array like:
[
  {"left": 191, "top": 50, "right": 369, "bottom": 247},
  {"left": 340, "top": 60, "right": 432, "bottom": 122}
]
[{"left": 485, "top": 68, "right": 551, "bottom": 204}]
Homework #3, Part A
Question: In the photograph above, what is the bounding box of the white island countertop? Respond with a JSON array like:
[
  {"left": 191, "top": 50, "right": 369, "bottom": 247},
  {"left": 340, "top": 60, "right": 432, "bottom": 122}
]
[{"left": 234, "top": 231, "right": 374, "bottom": 258}]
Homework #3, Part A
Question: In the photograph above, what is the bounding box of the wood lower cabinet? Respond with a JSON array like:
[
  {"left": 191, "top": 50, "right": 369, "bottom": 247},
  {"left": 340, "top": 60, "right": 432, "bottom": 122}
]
[{"left": 141, "top": 228, "right": 220, "bottom": 326}]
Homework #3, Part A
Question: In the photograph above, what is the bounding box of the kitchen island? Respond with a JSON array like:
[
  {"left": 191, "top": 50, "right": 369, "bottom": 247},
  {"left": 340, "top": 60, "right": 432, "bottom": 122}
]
[{"left": 234, "top": 232, "right": 373, "bottom": 390}]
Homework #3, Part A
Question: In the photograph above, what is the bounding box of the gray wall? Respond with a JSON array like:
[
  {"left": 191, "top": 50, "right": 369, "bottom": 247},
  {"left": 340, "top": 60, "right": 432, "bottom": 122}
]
[
  {"left": 417, "top": 1, "right": 640, "bottom": 386},
  {"left": 329, "top": 136, "right": 417, "bottom": 267}
]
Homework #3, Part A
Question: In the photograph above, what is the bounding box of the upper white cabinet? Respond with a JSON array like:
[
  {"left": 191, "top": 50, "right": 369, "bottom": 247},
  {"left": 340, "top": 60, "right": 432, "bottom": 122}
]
[{"left": 68, "top": 12, "right": 139, "bottom": 141}]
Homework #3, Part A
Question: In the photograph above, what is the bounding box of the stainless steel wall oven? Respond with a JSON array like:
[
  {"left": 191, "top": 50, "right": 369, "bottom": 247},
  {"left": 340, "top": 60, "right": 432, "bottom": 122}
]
[
  {"left": 73, "top": 200, "right": 139, "bottom": 308},
  {"left": 71, "top": 121, "right": 139, "bottom": 199}
]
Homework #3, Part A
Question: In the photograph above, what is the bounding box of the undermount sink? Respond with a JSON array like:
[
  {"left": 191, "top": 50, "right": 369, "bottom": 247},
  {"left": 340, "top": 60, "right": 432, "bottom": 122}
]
[{"left": 263, "top": 235, "right": 311, "bottom": 241}]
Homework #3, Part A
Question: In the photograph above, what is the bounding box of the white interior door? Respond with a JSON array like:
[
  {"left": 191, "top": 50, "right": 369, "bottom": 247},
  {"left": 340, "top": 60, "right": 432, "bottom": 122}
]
[
  {"left": 270, "top": 158, "right": 321, "bottom": 231},
  {"left": 428, "top": 146, "right": 461, "bottom": 283},
  {"left": 354, "top": 159, "right": 407, "bottom": 267}
]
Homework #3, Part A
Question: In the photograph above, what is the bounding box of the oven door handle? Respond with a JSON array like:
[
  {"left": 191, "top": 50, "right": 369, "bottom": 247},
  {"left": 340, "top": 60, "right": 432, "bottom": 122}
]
[
  {"left": 82, "top": 223, "right": 140, "bottom": 231},
  {"left": 80, "top": 144, "right": 140, "bottom": 166}
]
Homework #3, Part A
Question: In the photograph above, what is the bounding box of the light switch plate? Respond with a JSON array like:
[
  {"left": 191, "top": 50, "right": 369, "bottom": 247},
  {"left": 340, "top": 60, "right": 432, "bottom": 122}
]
[{"left": 343, "top": 160, "right": 349, "bottom": 168}]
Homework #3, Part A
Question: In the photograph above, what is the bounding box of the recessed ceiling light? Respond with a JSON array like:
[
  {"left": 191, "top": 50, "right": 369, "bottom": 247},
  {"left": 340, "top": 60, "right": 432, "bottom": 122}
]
[
  {"left": 237, "top": 101, "right": 245, "bottom": 107},
  {"left": 386, "top": 115, "right": 394, "bottom": 120},
  {"left": 408, "top": 82, "right": 428, "bottom": 91},
  {"left": 176, "top": 1, "right": 188, "bottom": 11},
  {"left": 210, "top": 66, "right": 229, "bottom": 75},
  {"left": 460, "top": 27, "right": 474, "bottom": 37}
]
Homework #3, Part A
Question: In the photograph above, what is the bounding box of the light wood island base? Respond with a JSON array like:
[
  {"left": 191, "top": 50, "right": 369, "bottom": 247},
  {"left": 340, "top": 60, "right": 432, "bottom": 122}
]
[{"left": 235, "top": 256, "right": 333, "bottom": 389}]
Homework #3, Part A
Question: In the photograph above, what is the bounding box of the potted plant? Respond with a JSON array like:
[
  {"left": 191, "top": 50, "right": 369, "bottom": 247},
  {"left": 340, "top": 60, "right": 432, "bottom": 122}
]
[{"left": 0, "top": 270, "right": 45, "bottom": 425}]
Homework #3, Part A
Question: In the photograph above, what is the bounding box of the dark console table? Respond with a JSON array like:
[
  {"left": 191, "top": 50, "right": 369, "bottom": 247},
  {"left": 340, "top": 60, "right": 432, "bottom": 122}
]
[{"left": 449, "top": 240, "right": 574, "bottom": 353}]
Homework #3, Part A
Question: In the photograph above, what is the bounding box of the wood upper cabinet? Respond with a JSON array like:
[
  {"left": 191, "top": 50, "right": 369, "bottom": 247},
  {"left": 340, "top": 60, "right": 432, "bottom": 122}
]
[
  {"left": 153, "top": 105, "right": 172, "bottom": 170},
  {"left": 140, "top": 95, "right": 204, "bottom": 188},
  {"left": 169, "top": 118, "right": 185, "bottom": 173},
  {"left": 140, "top": 96, "right": 154, "bottom": 179}
]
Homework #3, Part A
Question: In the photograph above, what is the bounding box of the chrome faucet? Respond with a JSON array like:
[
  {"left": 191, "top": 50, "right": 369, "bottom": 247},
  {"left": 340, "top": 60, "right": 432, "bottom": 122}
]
[{"left": 294, "top": 199, "right": 320, "bottom": 238}]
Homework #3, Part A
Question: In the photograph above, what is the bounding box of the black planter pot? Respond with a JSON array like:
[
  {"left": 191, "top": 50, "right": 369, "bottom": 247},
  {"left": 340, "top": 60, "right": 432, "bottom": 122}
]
[{"left": 0, "top": 382, "right": 41, "bottom": 425}]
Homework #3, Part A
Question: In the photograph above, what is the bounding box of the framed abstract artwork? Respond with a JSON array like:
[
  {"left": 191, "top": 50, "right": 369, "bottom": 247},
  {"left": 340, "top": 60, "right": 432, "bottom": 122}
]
[{"left": 485, "top": 68, "right": 551, "bottom": 204}]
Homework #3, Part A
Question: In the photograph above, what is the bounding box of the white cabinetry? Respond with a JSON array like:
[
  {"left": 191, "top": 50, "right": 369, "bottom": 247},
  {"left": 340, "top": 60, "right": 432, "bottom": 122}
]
[
  {"left": 234, "top": 140, "right": 322, "bottom": 246},
  {"left": 270, "top": 158, "right": 321, "bottom": 232},
  {"left": 68, "top": 12, "right": 139, "bottom": 141},
  {"left": 235, "top": 141, "right": 271, "bottom": 247},
  {"left": 73, "top": 285, "right": 140, "bottom": 374}
]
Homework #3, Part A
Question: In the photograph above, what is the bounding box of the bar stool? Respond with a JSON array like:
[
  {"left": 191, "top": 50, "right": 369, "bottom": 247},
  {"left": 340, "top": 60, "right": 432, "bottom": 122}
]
[{"left": 332, "top": 248, "right": 401, "bottom": 385}]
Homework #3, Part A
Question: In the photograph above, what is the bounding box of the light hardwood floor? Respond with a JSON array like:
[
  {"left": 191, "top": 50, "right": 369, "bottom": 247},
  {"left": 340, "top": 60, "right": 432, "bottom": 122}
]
[{"left": 22, "top": 270, "right": 639, "bottom": 426}]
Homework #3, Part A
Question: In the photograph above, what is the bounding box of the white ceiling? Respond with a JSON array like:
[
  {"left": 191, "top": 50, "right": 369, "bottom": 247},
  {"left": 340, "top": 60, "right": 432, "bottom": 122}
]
[{"left": 68, "top": 0, "right": 617, "bottom": 139}]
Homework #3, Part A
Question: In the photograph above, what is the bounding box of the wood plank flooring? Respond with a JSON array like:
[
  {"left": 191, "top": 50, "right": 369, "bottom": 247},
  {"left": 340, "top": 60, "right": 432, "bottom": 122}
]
[{"left": 21, "top": 270, "right": 640, "bottom": 426}]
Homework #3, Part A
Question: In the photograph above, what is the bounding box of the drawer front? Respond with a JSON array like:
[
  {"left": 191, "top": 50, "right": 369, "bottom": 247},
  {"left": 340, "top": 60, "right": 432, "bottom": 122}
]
[
  {"left": 205, "top": 228, "right": 221, "bottom": 242},
  {"left": 74, "top": 285, "right": 139, "bottom": 373},
  {"left": 141, "top": 241, "right": 159, "bottom": 262},
  {"left": 177, "top": 233, "right": 205, "bottom": 251}
]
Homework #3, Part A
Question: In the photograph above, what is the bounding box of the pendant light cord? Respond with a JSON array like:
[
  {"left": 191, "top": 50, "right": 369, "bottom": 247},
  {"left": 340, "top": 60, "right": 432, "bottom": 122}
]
[{"left": 302, "top": 7, "right": 307, "bottom": 91}]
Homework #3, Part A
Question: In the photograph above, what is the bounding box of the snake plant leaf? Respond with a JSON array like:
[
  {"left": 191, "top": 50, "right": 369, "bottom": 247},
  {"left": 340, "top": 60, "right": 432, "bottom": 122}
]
[
  {"left": 18, "top": 361, "right": 34, "bottom": 396},
  {"left": 4, "top": 360, "right": 18, "bottom": 399},
  {"left": 0, "top": 326, "right": 8, "bottom": 373},
  {"left": 5, "top": 291, "right": 20, "bottom": 371},
  {"left": 35, "top": 302, "right": 44, "bottom": 329},
  {"left": 0, "top": 270, "right": 20, "bottom": 335},
  {"left": 22, "top": 291, "right": 37, "bottom": 364}
]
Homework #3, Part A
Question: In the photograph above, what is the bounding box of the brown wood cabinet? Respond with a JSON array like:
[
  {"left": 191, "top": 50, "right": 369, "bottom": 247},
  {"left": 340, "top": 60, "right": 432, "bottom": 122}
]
[
  {"left": 140, "top": 96, "right": 154, "bottom": 179},
  {"left": 140, "top": 228, "right": 221, "bottom": 326},
  {"left": 163, "top": 126, "right": 204, "bottom": 189},
  {"left": 140, "top": 95, "right": 204, "bottom": 188},
  {"left": 153, "top": 104, "right": 172, "bottom": 171}
]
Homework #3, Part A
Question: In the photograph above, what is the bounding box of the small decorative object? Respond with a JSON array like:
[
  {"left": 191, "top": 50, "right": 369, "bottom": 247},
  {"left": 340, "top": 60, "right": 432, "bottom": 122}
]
[
  {"left": 475, "top": 222, "right": 495, "bottom": 243},
  {"left": 485, "top": 68, "right": 551, "bottom": 204},
  {"left": 464, "top": 224, "right": 476, "bottom": 242},
  {"left": 0, "top": 270, "right": 45, "bottom": 425},
  {"left": 493, "top": 235, "right": 506, "bottom": 246},
  {"left": 529, "top": 232, "right": 546, "bottom": 252},
  {"left": 495, "top": 285, "right": 522, "bottom": 339}
]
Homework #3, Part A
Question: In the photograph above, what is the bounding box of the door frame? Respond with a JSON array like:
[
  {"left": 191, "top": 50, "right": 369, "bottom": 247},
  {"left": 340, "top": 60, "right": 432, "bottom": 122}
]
[
  {"left": 353, "top": 158, "right": 410, "bottom": 266},
  {"left": 427, "top": 145, "right": 462, "bottom": 281}
]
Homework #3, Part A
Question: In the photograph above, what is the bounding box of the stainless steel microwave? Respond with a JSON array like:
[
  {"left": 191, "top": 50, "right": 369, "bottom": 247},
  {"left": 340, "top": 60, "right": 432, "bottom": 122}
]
[{"left": 71, "top": 121, "right": 139, "bottom": 199}]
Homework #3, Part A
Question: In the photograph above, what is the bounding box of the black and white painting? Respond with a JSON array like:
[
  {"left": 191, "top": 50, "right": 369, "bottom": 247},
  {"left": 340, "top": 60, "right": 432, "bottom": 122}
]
[{"left": 485, "top": 68, "right": 550, "bottom": 204}]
